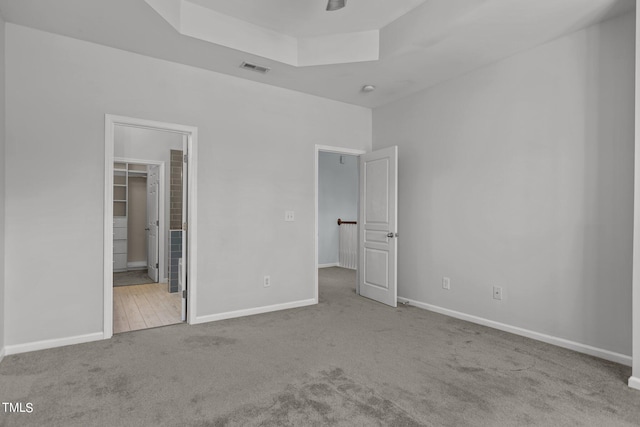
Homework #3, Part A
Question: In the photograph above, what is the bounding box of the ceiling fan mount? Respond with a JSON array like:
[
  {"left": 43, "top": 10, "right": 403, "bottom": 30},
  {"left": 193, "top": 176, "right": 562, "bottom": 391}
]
[{"left": 326, "top": 0, "right": 346, "bottom": 12}]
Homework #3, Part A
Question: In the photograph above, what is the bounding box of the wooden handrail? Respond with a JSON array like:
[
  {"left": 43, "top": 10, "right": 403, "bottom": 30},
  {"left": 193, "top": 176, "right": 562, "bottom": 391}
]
[{"left": 337, "top": 218, "right": 357, "bottom": 225}]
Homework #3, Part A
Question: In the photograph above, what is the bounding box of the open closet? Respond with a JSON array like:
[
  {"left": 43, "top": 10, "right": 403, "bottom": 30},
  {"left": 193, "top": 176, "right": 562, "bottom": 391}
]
[{"left": 113, "top": 162, "right": 151, "bottom": 274}]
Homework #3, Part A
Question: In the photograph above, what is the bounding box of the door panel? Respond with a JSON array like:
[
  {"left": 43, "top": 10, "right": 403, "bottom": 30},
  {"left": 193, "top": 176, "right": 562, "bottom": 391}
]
[
  {"left": 359, "top": 146, "right": 398, "bottom": 307},
  {"left": 364, "top": 158, "right": 390, "bottom": 224},
  {"left": 147, "top": 165, "right": 160, "bottom": 283},
  {"left": 364, "top": 248, "right": 389, "bottom": 289},
  {"left": 364, "top": 230, "right": 389, "bottom": 244}
]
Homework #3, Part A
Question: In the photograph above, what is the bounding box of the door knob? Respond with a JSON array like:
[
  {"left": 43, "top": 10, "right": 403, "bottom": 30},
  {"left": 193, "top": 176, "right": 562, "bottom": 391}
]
[
  {"left": 145, "top": 227, "right": 150, "bottom": 231},
  {"left": 387, "top": 232, "right": 394, "bottom": 238}
]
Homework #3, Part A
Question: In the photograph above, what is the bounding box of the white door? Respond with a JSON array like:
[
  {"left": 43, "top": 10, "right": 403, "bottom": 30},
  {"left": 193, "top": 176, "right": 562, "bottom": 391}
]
[
  {"left": 180, "top": 143, "right": 188, "bottom": 321},
  {"left": 147, "top": 165, "right": 160, "bottom": 282},
  {"left": 358, "top": 146, "right": 398, "bottom": 307}
]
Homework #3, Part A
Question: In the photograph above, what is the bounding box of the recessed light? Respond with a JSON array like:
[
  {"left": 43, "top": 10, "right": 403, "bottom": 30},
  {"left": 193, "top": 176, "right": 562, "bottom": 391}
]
[{"left": 362, "top": 85, "right": 376, "bottom": 93}]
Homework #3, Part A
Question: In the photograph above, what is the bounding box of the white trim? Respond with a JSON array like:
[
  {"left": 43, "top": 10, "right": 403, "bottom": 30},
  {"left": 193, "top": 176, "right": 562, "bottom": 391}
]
[
  {"left": 398, "top": 297, "right": 632, "bottom": 367},
  {"left": 186, "top": 130, "right": 198, "bottom": 325},
  {"left": 115, "top": 156, "right": 166, "bottom": 282},
  {"left": 126, "top": 261, "right": 147, "bottom": 269},
  {"left": 193, "top": 298, "right": 317, "bottom": 324},
  {"left": 4, "top": 333, "right": 104, "bottom": 356},
  {"left": 315, "top": 145, "right": 366, "bottom": 303},
  {"left": 105, "top": 114, "right": 199, "bottom": 339},
  {"left": 104, "top": 118, "right": 114, "bottom": 339},
  {"left": 0, "top": 347, "right": 5, "bottom": 363},
  {"left": 632, "top": 3, "right": 640, "bottom": 389},
  {"left": 318, "top": 263, "right": 339, "bottom": 268}
]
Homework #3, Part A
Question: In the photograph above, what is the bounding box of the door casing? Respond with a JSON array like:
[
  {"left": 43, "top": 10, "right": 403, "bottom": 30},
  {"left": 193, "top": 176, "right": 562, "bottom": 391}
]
[{"left": 104, "top": 114, "right": 198, "bottom": 339}]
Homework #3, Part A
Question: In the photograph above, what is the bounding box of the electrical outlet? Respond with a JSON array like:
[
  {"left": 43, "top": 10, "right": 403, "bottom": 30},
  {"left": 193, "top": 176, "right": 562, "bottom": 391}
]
[
  {"left": 285, "top": 211, "right": 295, "bottom": 222},
  {"left": 442, "top": 277, "right": 451, "bottom": 290},
  {"left": 493, "top": 286, "right": 503, "bottom": 300},
  {"left": 264, "top": 276, "right": 271, "bottom": 288}
]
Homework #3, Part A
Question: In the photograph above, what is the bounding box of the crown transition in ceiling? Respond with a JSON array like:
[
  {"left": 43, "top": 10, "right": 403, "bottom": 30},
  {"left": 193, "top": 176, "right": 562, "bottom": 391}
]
[{"left": 145, "top": 0, "right": 427, "bottom": 67}]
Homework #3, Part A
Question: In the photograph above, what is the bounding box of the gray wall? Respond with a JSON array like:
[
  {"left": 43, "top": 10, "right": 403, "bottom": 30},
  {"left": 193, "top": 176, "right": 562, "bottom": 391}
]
[
  {"left": 318, "top": 152, "right": 358, "bottom": 266},
  {"left": 3, "top": 24, "right": 371, "bottom": 347},
  {"left": 373, "top": 12, "right": 635, "bottom": 356},
  {"left": 0, "top": 13, "right": 5, "bottom": 357},
  {"left": 114, "top": 125, "right": 184, "bottom": 281}
]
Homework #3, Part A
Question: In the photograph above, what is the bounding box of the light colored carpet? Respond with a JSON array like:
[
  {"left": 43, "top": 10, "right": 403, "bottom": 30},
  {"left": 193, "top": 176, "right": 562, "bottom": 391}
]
[
  {"left": 1, "top": 267, "right": 639, "bottom": 426},
  {"left": 113, "top": 269, "right": 155, "bottom": 287}
]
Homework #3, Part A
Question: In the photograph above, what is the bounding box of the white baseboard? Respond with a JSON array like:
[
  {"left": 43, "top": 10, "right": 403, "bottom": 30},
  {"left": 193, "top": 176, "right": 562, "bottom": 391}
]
[
  {"left": 318, "top": 263, "right": 339, "bottom": 268},
  {"left": 398, "top": 297, "right": 632, "bottom": 367},
  {"left": 0, "top": 347, "right": 5, "bottom": 363},
  {"left": 127, "top": 261, "right": 147, "bottom": 269},
  {"left": 194, "top": 298, "right": 317, "bottom": 324},
  {"left": 629, "top": 376, "right": 640, "bottom": 390},
  {"left": 4, "top": 332, "right": 104, "bottom": 356}
]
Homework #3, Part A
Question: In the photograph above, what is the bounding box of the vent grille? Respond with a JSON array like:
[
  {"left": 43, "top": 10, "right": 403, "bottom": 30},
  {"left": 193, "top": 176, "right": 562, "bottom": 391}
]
[{"left": 240, "top": 61, "right": 271, "bottom": 74}]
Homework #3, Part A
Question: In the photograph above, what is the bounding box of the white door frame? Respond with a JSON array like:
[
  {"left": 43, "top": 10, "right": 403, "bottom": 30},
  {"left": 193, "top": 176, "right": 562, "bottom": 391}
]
[
  {"left": 104, "top": 114, "right": 199, "bottom": 339},
  {"left": 113, "top": 157, "right": 165, "bottom": 280},
  {"left": 314, "top": 145, "right": 366, "bottom": 302}
]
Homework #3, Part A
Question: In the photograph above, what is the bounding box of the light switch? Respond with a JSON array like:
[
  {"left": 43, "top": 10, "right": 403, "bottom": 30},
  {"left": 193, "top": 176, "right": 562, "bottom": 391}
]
[{"left": 285, "top": 211, "right": 295, "bottom": 222}]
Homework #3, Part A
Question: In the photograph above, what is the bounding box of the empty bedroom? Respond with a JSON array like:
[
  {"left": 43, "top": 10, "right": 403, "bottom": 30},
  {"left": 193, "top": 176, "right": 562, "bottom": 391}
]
[{"left": 1, "top": 0, "right": 640, "bottom": 425}]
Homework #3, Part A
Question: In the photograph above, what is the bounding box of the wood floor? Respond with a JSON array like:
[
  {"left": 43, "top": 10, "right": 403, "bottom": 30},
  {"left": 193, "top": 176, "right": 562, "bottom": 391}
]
[{"left": 114, "top": 283, "right": 182, "bottom": 333}]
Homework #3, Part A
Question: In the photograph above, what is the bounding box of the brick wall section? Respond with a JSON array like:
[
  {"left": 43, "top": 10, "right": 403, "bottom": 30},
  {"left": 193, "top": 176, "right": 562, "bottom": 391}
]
[{"left": 170, "top": 150, "right": 183, "bottom": 229}]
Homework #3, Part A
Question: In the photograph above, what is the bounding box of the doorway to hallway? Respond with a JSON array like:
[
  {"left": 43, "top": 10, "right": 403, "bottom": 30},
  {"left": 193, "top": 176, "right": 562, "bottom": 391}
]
[{"left": 315, "top": 146, "right": 365, "bottom": 299}]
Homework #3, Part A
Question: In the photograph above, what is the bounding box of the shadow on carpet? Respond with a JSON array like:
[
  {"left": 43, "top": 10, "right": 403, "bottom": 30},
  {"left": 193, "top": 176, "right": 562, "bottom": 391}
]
[{"left": 204, "top": 368, "right": 422, "bottom": 426}]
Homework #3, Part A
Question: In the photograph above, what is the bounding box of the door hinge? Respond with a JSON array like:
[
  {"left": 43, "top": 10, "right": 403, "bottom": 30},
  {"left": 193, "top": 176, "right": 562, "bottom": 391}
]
[
  {"left": 156, "top": 263, "right": 159, "bottom": 268},
  {"left": 183, "top": 154, "right": 188, "bottom": 163},
  {"left": 183, "top": 222, "right": 188, "bottom": 231},
  {"left": 156, "top": 220, "right": 159, "bottom": 226},
  {"left": 182, "top": 290, "right": 187, "bottom": 299}
]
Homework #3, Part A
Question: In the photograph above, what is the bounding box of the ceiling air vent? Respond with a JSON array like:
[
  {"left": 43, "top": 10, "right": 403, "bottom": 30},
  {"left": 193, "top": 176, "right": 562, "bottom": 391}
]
[{"left": 240, "top": 61, "right": 271, "bottom": 74}]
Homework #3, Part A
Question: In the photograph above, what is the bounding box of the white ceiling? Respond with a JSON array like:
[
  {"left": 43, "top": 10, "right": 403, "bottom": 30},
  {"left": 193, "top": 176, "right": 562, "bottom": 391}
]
[
  {"left": 187, "top": 0, "right": 428, "bottom": 37},
  {"left": 145, "top": 0, "right": 384, "bottom": 66},
  {"left": 0, "top": 0, "right": 634, "bottom": 108}
]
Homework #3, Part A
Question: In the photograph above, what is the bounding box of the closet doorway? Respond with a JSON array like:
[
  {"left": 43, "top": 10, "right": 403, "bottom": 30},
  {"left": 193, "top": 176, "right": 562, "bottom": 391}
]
[
  {"left": 112, "top": 158, "right": 178, "bottom": 333},
  {"left": 104, "top": 115, "right": 198, "bottom": 338},
  {"left": 112, "top": 160, "right": 162, "bottom": 281}
]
